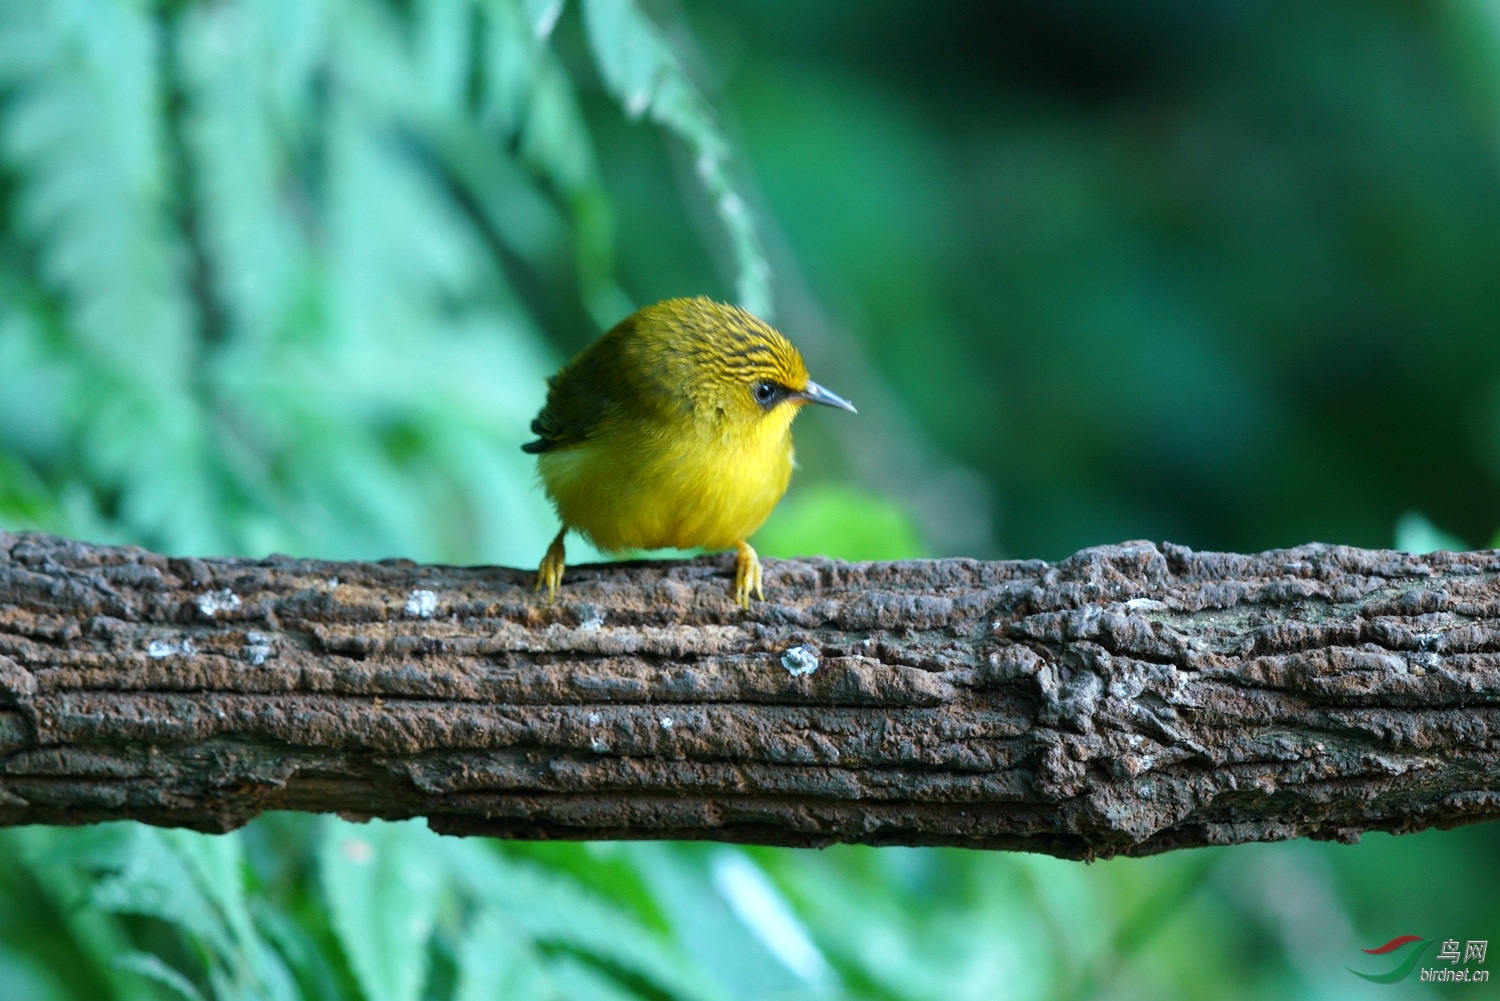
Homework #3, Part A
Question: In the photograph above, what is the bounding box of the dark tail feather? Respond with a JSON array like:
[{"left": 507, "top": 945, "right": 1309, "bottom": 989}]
[{"left": 522, "top": 416, "right": 559, "bottom": 453}]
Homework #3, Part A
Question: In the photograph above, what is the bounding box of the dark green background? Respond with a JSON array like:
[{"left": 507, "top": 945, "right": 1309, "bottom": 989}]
[{"left": 632, "top": 0, "right": 1500, "bottom": 561}]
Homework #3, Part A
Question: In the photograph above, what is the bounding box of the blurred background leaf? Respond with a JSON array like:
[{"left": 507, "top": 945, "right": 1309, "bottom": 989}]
[
  {"left": 756, "top": 483, "right": 924, "bottom": 562},
  {"left": 1394, "top": 510, "right": 1469, "bottom": 554},
  {"left": 3, "top": 0, "right": 1500, "bottom": 999}
]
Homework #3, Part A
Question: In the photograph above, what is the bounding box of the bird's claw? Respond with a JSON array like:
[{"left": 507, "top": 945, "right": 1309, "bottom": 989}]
[
  {"left": 536, "top": 530, "right": 566, "bottom": 604},
  {"left": 734, "top": 540, "right": 763, "bottom": 609}
]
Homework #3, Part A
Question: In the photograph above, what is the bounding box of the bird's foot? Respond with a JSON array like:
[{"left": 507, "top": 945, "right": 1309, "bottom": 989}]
[
  {"left": 536, "top": 529, "right": 567, "bottom": 604},
  {"left": 734, "top": 539, "right": 763, "bottom": 608}
]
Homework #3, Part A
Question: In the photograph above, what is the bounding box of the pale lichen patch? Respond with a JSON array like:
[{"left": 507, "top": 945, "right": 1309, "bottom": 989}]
[
  {"left": 244, "top": 631, "right": 273, "bottom": 665},
  {"left": 404, "top": 589, "right": 438, "bottom": 618},
  {"left": 148, "top": 638, "right": 196, "bottom": 658},
  {"left": 781, "top": 643, "right": 821, "bottom": 677},
  {"left": 196, "top": 589, "right": 242, "bottom": 619}
]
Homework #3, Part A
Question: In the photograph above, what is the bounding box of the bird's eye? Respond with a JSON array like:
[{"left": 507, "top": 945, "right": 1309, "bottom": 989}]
[{"left": 753, "top": 381, "right": 778, "bottom": 406}]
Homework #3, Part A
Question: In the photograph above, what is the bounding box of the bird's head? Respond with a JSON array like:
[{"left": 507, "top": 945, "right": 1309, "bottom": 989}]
[{"left": 632, "top": 297, "right": 856, "bottom": 437}]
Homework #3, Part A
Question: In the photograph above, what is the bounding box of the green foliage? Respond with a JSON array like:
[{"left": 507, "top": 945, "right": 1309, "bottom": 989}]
[
  {"left": 11, "top": 823, "right": 298, "bottom": 1001},
  {"left": 756, "top": 483, "right": 925, "bottom": 561},
  {"left": 0, "top": 0, "right": 770, "bottom": 565},
  {"left": 0, "top": 448, "right": 58, "bottom": 529},
  {"left": 0, "top": 821, "right": 745, "bottom": 1001},
  {"left": 321, "top": 822, "right": 439, "bottom": 1001},
  {"left": 713, "top": 0, "right": 1500, "bottom": 559},
  {"left": 317, "top": 820, "right": 731, "bottom": 1001},
  {"left": 581, "top": 0, "right": 770, "bottom": 318},
  {"left": 1393, "top": 511, "right": 1469, "bottom": 554}
]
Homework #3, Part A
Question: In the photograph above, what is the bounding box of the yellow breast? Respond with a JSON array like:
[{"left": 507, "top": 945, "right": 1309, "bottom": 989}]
[{"left": 538, "top": 410, "right": 795, "bottom": 553}]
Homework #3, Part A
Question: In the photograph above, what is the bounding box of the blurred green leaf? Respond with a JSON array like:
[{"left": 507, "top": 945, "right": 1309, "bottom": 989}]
[
  {"left": 0, "top": 450, "right": 60, "bottom": 529},
  {"left": 547, "top": 953, "right": 659, "bottom": 1001},
  {"left": 248, "top": 899, "right": 350, "bottom": 1001},
  {"left": 319, "top": 820, "right": 441, "bottom": 1001},
  {"left": 113, "top": 953, "right": 209, "bottom": 1001},
  {"left": 625, "top": 845, "right": 817, "bottom": 1001},
  {"left": 446, "top": 839, "right": 726, "bottom": 1001},
  {"left": 60, "top": 827, "right": 233, "bottom": 960},
  {"left": 451, "top": 907, "right": 556, "bottom": 1001},
  {"left": 0, "top": 951, "right": 70, "bottom": 1001},
  {"left": 755, "top": 483, "right": 925, "bottom": 561},
  {"left": 525, "top": 0, "right": 565, "bottom": 39},
  {"left": 16, "top": 825, "right": 304, "bottom": 1001},
  {"left": 1394, "top": 511, "right": 1468, "bottom": 554},
  {"left": 581, "top": 0, "right": 771, "bottom": 316}
]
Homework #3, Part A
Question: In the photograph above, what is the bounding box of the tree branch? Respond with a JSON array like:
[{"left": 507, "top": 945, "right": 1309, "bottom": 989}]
[{"left": 1, "top": 530, "right": 1497, "bottom": 858}]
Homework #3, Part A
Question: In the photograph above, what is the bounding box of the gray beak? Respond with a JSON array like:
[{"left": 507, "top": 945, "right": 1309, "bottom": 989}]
[{"left": 798, "top": 379, "right": 858, "bottom": 414}]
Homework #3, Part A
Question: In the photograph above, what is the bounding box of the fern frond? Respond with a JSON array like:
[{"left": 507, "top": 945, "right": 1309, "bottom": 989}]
[
  {"left": 178, "top": 0, "right": 313, "bottom": 347},
  {"left": 479, "top": 0, "right": 629, "bottom": 324},
  {"left": 0, "top": 0, "right": 189, "bottom": 376},
  {"left": 0, "top": 0, "right": 243, "bottom": 553},
  {"left": 580, "top": 0, "right": 772, "bottom": 317}
]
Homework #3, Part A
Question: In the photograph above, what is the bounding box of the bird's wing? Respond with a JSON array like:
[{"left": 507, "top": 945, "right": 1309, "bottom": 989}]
[
  {"left": 519, "top": 401, "right": 568, "bottom": 454},
  {"left": 522, "top": 375, "right": 590, "bottom": 453},
  {"left": 521, "top": 331, "right": 633, "bottom": 454}
]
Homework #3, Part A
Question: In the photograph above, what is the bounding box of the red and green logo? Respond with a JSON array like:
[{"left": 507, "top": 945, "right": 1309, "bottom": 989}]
[{"left": 1349, "top": 936, "right": 1438, "bottom": 983}]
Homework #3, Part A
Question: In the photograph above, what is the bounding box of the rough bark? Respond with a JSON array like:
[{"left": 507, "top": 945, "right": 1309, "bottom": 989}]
[{"left": 1, "top": 530, "right": 1498, "bottom": 858}]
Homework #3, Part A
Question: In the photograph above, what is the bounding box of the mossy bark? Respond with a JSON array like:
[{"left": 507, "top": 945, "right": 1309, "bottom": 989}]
[{"left": 1, "top": 531, "right": 1497, "bottom": 858}]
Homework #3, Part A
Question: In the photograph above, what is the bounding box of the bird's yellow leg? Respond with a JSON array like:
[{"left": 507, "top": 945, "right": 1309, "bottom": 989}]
[
  {"left": 536, "top": 528, "right": 567, "bottom": 604},
  {"left": 734, "top": 539, "right": 763, "bottom": 608}
]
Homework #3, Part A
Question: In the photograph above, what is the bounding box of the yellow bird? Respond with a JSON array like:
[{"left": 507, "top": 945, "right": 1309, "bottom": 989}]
[{"left": 524, "top": 296, "right": 856, "bottom": 607}]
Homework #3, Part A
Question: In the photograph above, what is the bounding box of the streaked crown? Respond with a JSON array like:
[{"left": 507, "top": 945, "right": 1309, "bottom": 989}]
[{"left": 632, "top": 297, "right": 809, "bottom": 405}]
